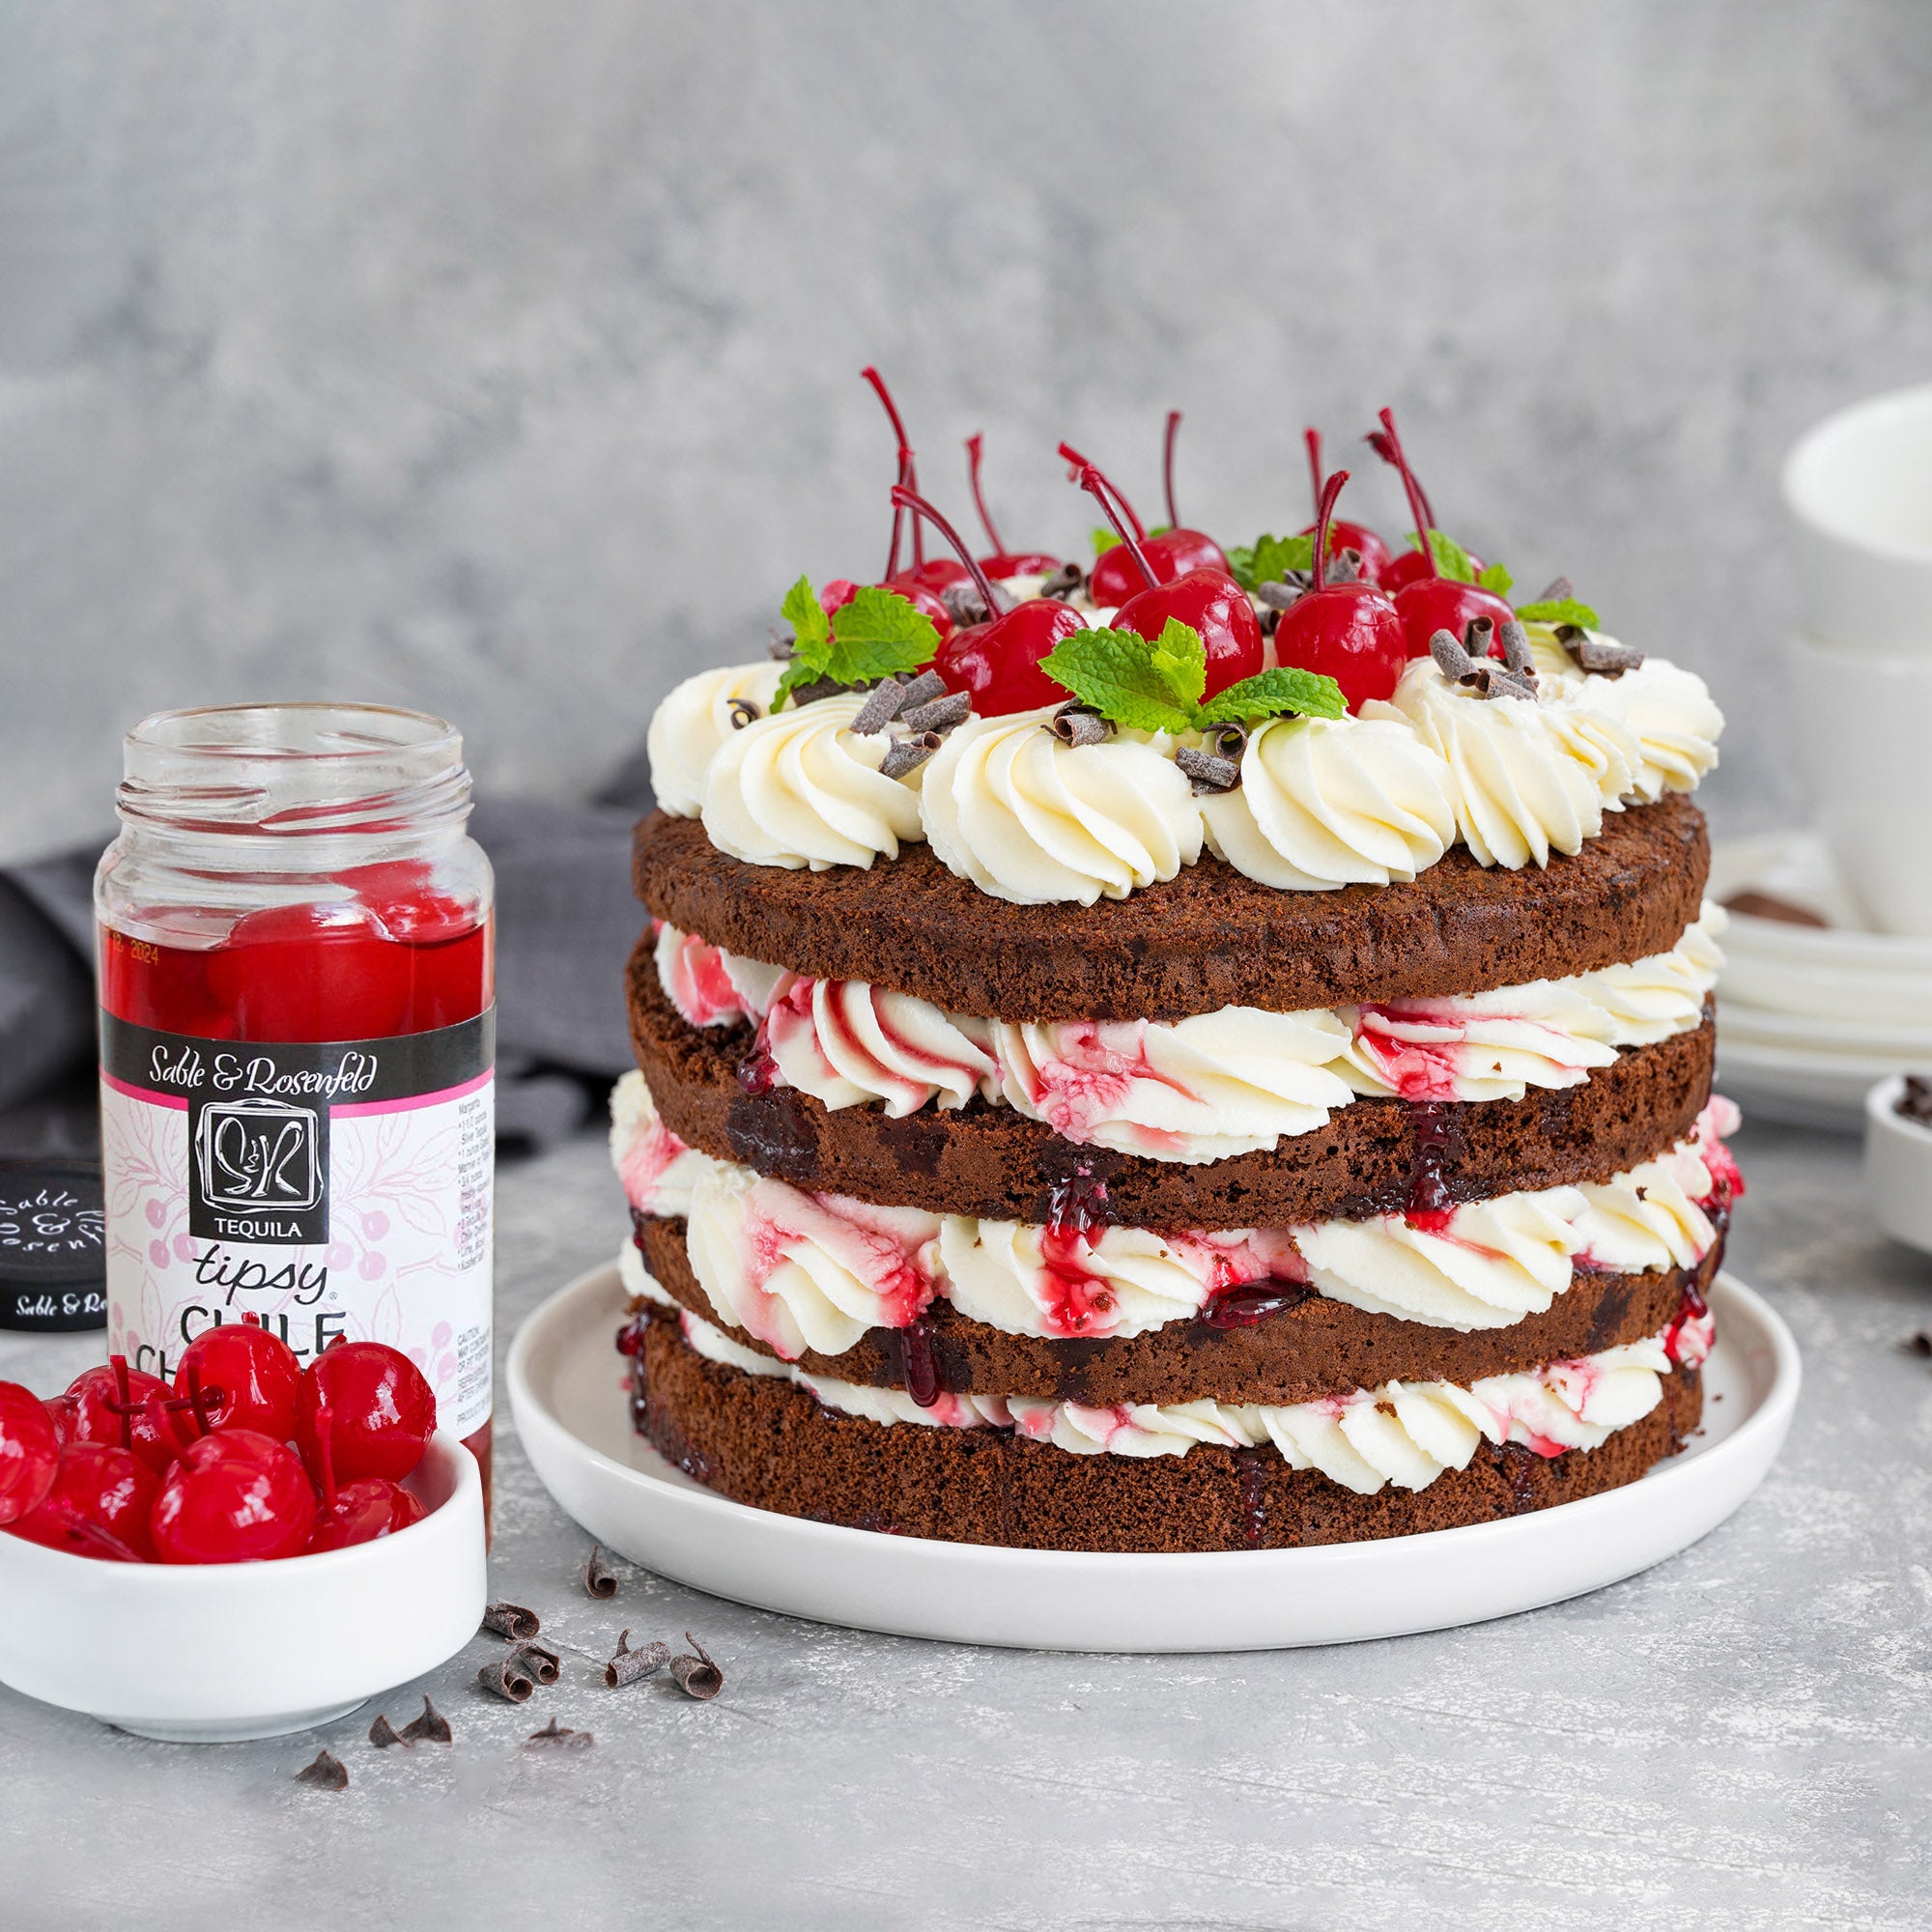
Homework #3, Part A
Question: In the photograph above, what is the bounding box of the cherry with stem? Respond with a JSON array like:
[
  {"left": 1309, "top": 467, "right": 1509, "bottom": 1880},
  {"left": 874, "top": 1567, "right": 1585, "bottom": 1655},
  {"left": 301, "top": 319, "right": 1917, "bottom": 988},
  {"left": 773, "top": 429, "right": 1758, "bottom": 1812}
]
[
  {"left": 861, "top": 365, "right": 923, "bottom": 577},
  {"left": 965, "top": 434, "right": 1006, "bottom": 556},
  {"left": 1058, "top": 446, "right": 1158, "bottom": 592},
  {"left": 888, "top": 486, "right": 1002, "bottom": 614},
  {"left": 1163, "top": 410, "right": 1183, "bottom": 530}
]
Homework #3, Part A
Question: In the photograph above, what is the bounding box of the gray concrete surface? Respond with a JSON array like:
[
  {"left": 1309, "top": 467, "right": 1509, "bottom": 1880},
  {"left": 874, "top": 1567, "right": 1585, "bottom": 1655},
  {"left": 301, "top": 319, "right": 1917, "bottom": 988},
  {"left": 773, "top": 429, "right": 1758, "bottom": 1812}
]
[
  {"left": 0, "top": 1115, "right": 1926, "bottom": 1930},
  {"left": 3, "top": 1, "right": 1930, "bottom": 861}
]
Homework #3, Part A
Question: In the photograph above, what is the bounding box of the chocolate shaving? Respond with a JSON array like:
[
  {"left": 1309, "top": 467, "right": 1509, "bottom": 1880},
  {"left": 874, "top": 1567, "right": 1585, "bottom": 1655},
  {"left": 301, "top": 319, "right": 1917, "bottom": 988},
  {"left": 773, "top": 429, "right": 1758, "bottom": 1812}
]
[
  {"left": 1254, "top": 579, "right": 1305, "bottom": 612},
  {"left": 784, "top": 672, "right": 850, "bottom": 707},
  {"left": 669, "top": 1633, "right": 724, "bottom": 1700},
  {"left": 942, "top": 582, "right": 1011, "bottom": 628},
  {"left": 399, "top": 1695, "right": 452, "bottom": 1745},
  {"left": 367, "top": 1713, "right": 410, "bottom": 1749},
  {"left": 766, "top": 628, "right": 795, "bottom": 662},
  {"left": 1038, "top": 561, "right": 1085, "bottom": 601},
  {"left": 726, "top": 696, "right": 760, "bottom": 729},
  {"left": 512, "top": 1642, "right": 561, "bottom": 1687},
  {"left": 850, "top": 677, "right": 911, "bottom": 736},
  {"left": 1175, "top": 746, "right": 1240, "bottom": 795},
  {"left": 1047, "top": 704, "right": 1112, "bottom": 748},
  {"left": 1325, "top": 547, "right": 1364, "bottom": 584},
  {"left": 1574, "top": 637, "right": 1644, "bottom": 675},
  {"left": 1430, "top": 627, "right": 1535, "bottom": 701},
  {"left": 525, "top": 1719, "right": 594, "bottom": 1750},
  {"left": 880, "top": 731, "right": 943, "bottom": 780},
  {"left": 1536, "top": 576, "right": 1576, "bottom": 604},
  {"left": 1899, "top": 1076, "right": 1932, "bottom": 1127},
  {"left": 1903, "top": 1329, "right": 1932, "bottom": 1358},
  {"left": 1430, "top": 629, "right": 1477, "bottom": 682},
  {"left": 1497, "top": 618, "right": 1537, "bottom": 681},
  {"left": 583, "top": 1544, "right": 618, "bottom": 1600},
  {"left": 295, "top": 1749, "right": 348, "bottom": 1791},
  {"left": 478, "top": 1653, "right": 536, "bottom": 1703},
  {"left": 605, "top": 1629, "right": 673, "bottom": 1688},
  {"left": 481, "top": 1603, "right": 541, "bottom": 1642},
  {"left": 895, "top": 668, "right": 948, "bottom": 711},
  {"left": 899, "top": 691, "right": 971, "bottom": 733}
]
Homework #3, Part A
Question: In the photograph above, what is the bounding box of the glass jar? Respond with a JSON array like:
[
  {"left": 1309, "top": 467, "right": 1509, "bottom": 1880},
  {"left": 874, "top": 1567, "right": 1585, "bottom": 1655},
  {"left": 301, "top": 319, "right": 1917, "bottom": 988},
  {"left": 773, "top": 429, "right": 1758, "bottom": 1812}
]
[{"left": 94, "top": 704, "right": 496, "bottom": 1508}]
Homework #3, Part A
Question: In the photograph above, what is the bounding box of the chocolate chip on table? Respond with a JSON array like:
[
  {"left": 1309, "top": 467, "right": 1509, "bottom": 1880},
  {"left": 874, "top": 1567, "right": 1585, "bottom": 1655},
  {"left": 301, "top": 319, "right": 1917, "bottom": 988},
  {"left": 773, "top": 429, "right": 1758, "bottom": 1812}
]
[
  {"left": 368, "top": 1713, "right": 410, "bottom": 1749},
  {"left": 295, "top": 1749, "right": 349, "bottom": 1791},
  {"left": 399, "top": 1695, "right": 453, "bottom": 1745}
]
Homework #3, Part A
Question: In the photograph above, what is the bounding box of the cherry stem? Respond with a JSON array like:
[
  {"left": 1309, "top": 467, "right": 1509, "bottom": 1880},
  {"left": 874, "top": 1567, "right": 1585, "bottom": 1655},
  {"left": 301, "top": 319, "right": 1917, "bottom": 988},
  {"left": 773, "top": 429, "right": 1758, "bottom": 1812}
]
[
  {"left": 888, "top": 484, "right": 1001, "bottom": 614},
  {"left": 964, "top": 434, "right": 1006, "bottom": 555},
  {"left": 1374, "top": 408, "right": 1437, "bottom": 572},
  {"left": 111, "top": 1353, "right": 132, "bottom": 1453},
  {"left": 1056, "top": 441, "right": 1147, "bottom": 541},
  {"left": 1163, "top": 411, "right": 1182, "bottom": 529},
  {"left": 862, "top": 366, "right": 923, "bottom": 574},
  {"left": 1304, "top": 428, "right": 1323, "bottom": 523},
  {"left": 313, "top": 1401, "right": 338, "bottom": 1510},
  {"left": 1311, "top": 469, "right": 1350, "bottom": 594},
  {"left": 1057, "top": 445, "right": 1156, "bottom": 591}
]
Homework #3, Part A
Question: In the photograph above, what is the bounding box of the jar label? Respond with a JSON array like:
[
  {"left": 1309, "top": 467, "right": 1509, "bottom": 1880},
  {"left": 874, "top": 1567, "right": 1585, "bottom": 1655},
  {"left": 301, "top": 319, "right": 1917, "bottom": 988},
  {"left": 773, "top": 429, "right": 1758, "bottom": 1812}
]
[{"left": 99, "top": 1010, "right": 495, "bottom": 1435}]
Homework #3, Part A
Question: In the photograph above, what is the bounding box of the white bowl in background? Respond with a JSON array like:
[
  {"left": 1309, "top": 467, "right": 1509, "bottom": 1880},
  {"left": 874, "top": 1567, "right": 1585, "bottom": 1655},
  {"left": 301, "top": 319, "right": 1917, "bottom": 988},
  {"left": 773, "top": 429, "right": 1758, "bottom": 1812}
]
[
  {"left": 1865, "top": 1074, "right": 1932, "bottom": 1256},
  {"left": 0, "top": 1432, "right": 486, "bottom": 1742}
]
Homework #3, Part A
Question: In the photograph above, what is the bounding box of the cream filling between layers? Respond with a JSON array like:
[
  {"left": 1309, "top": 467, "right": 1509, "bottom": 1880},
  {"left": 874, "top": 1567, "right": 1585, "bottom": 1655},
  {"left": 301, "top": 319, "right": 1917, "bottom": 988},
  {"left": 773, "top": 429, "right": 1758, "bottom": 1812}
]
[
  {"left": 650, "top": 906, "right": 1724, "bottom": 1159},
  {"left": 639, "top": 1272, "right": 1685, "bottom": 1494},
  {"left": 611, "top": 1073, "right": 1739, "bottom": 1352}
]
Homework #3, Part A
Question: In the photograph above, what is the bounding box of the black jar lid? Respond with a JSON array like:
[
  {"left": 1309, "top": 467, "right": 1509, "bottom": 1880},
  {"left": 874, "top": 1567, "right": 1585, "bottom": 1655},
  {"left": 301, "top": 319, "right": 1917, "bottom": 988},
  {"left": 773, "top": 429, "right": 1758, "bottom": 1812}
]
[{"left": 0, "top": 1157, "right": 107, "bottom": 1330}]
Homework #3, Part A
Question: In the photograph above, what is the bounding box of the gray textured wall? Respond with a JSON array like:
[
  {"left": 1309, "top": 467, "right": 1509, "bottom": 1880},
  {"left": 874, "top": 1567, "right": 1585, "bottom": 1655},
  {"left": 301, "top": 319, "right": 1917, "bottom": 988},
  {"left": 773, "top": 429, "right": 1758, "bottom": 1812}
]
[{"left": 1, "top": 0, "right": 1927, "bottom": 861}]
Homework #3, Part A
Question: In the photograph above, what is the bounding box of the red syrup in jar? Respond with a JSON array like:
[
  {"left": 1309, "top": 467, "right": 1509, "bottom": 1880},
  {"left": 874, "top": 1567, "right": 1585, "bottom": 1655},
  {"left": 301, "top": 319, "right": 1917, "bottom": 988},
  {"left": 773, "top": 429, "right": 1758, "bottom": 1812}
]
[{"left": 96, "top": 706, "right": 497, "bottom": 1523}]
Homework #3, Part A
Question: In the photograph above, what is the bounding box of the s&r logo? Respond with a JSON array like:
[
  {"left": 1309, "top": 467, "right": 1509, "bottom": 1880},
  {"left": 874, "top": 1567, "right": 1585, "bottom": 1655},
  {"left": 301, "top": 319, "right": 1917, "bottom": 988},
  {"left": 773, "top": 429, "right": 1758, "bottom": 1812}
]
[{"left": 189, "top": 1095, "right": 329, "bottom": 1245}]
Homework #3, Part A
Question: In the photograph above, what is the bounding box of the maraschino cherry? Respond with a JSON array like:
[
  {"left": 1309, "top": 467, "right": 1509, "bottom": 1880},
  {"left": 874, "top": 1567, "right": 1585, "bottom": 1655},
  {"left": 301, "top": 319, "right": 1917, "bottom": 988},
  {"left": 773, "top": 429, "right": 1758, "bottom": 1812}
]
[
  {"left": 964, "top": 434, "right": 1060, "bottom": 581},
  {"left": 66, "top": 1357, "right": 190, "bottom": 1478},
  {"left": 1370, "top": 412, "right": 1511, "bottom": 660},
  {"left": 303, "top": 1403, "right": 426, "bottom": 1553},
  {"left": 9, "top": 1441, "right": 159, "bottom": 1561},
  {"left": 1300, "top": 428, "right": 1392, "bottom": 581},
  {"left": 297, "top": 1339, "right": 437, "bottom": 1485},
  {"left": 0, "top": 1379, "right": 60, "bottom": 1525},
  {"left": 174, "top": 1315, "right": 303, "bottom": 1441},
  {"left": 1065, "top": 455, "right": 1264, "bottom": 698},
  {"left": 151, "top": 1427, "right": 317, "bottom": 1564},
  {"left": 1059, "top": 433, "right": 1228, "bottom": 607},
  {"left": 855, "top": 366, "right": 966, "bottom": 624},
  {"left": 894, "top": 484, "right": 1086, "bottom": 715},
  {"left": 1270, "top": 469, "right": 1407, "bottom": 710}
]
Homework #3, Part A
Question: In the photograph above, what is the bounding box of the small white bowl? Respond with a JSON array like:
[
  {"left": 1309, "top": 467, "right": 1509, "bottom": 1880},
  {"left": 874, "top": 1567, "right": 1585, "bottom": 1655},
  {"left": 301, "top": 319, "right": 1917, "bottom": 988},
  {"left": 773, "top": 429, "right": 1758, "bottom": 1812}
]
[
  {"left": 1864, "top": 1075, "right": 1932, "bottom": 1256},
  {"left": 0, "top": 1432, "right": 486, "bottom": 1742}
]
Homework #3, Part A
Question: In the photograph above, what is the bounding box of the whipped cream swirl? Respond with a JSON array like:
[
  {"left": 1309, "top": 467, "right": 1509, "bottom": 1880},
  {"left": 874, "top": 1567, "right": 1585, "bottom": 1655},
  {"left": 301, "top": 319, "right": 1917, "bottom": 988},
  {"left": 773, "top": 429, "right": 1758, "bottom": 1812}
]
[
  {"left": 920, "top": 707, "right": 1203, "bottom": 905},
  {"left": 609, "top": 1069, "right": 709, "bottom": 1219},
  {"left": 1200, "top": 714, "right": 1458, "bottom": 890},
  {"left": 673, "top": 1300, "right": 1675, "bottom": 1492},
  {"left": 701, "top": 692, "right": 925, "bottom": 871},
  {"left": 647, "top": 661, "right": 784, "bottom": 817}
]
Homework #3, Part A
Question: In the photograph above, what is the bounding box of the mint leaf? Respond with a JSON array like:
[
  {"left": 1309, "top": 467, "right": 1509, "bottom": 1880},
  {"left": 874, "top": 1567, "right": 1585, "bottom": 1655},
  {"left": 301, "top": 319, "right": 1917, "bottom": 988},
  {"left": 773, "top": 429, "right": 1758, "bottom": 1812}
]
[
  {"left": 1092, "top": 526, "right": 1120, "bottom": 558},
  {"left": 781, "top": 576, "right": 831, "bottom": 660},
  {"left": 825, "top": 585, "right": 939, "bottom": 680},
  {"left": 1225, "top": 544, "right": 1257, "bottom": 590},
  {"left": 1040, "top": 629, "right": 1196, "bottom": 734},
  {"left": 1477, "top": 560, "right": 1515, "bottom": 596},
  {"left": 1227, "top": 531, "right": 1314, "bottom": 592},
  {"left": 1421, "top": 529, "right": 1477, "bottom": 583},
  {"left": 1515, "top": 596, "right": 1602, "bottom": 628},
  {"left": 1198, "top": 667, "right": 1348, "bottom": 727},
  {"left": 1149, "top": 618, "right": 1206, "bottom": 708}
]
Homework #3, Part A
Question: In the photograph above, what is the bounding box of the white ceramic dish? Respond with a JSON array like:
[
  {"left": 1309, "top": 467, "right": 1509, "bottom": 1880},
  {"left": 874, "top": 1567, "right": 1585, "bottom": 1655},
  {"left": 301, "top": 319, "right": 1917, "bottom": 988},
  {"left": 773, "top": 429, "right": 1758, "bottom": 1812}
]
[
  {"left": 508, "top": 1264, "right": 1799, "bottom": 1654},
  {"left": 1864, "top": 1074, "right": 1932, "bottom": 1255},
  {"left": 0, "top": 1433, "right": 486, "bottom": 1742},
  {"left": 1714, "top": 1034, "right": 1893, "bottom": 1134}
]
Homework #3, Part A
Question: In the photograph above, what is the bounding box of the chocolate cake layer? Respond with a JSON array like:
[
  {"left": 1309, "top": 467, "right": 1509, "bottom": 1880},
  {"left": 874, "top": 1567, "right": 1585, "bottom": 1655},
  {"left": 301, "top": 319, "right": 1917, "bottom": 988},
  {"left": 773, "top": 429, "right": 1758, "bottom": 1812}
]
[
  {"left": 634, "top": 795, "right": 1709, "bottom": 1020},
  {"left": 632, "top": 1308, "right": 1703, "bottom": 1553},
  {"left": 634, "top": 1214, "right": 1718, "bottom": 1405},
  {"left": 628, "top": 961, "right": 1716, "bottom": 1228}
]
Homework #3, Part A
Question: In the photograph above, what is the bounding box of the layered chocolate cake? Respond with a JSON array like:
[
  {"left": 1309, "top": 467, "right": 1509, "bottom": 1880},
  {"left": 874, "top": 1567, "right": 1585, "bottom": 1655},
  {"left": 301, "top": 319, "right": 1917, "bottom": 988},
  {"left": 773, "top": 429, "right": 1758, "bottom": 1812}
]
[{"left": 609, "top": 394, "right": 1737, "bottom": 1552}]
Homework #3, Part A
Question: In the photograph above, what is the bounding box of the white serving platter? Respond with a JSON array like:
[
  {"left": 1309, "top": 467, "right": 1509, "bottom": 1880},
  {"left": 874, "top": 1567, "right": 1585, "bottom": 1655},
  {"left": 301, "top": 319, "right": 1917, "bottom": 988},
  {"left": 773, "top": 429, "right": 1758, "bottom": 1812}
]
[{"left": 507, "top": 1263, "right": 1799, "bottom": 1654}]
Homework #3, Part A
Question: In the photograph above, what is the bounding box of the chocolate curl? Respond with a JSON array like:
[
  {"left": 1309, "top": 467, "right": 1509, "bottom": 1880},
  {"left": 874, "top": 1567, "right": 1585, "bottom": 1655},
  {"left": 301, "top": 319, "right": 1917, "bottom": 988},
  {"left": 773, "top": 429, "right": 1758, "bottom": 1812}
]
[
  {"left": 605, "top": 1630, "right": 673, "bottom": 1689},
  {"left": 899, "top": 690, "right": 971, "bottom": 733},
  {"left": 767, "top": 628, "right": 796, "bottom": 662},
  {"left": 582, "top": 1544, "right": 618, "bottom": 1600},
  {"left": 850, "top": 676, "right": 912, "bottom": 736},
  {"left": 526, "top": 1719, "right": 593, "bottom": 1750},
  {"left": 295, "top": 1749, "right": 349, "bottom": 1791},
  {"left": 1047, "top": 704, "right": 1112, "bottom": 748},
  {"left": 367, "top": 1713, "right": 410, "bottom": 1749},
  {"left": 1569, "top": 633, "right": 1645, "bottom": 675},
  {"left": 399, "top": 1695, "right": 452, "bottom": 1745},
  {"left": 1429, "top": 628, "right": 1476, "bottom": 682},
  {"left": 1497, "top": 618, "right": 1536, "bottom": 680},
  {"left": 1037, "top": 560, "right": 1084, "bottom": 602},
  {"left": 1254, "top": 578, "right": 1307, "bottom": 611},
  {"left": 668, "top": 1633, "right": 724, "bottom": 1701},
  {"left": 1536, "top": 576, "right": 1576, "bottom": 604},
  {"left": 481, "top": 1603, "right": 541, "bottom": 1643},
  {"left": 512, "top": 1642, "right": 561, "bottom": 1687},
  {"left": 1324, "top": 547, "right": 1364, "bottom": 585},
  {"left": 477, "top": 1653, "right": 536, "bottom": 1703},
  {"left": 726, "top": 696, "right": 761, "bottom": 729},
  {"left": 1175, "top": 746, "right": 1239, "bottom": 795},
  {"left": 879, "top": 732, "right": 943, "bottom": 781}
]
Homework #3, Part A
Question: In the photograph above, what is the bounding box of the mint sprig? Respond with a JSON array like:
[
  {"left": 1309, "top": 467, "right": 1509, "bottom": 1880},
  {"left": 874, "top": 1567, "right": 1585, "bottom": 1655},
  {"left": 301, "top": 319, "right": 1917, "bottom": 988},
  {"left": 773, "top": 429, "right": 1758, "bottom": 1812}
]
[
  {"left": 1226, "top": 531, "right": 1315, "bottom": 593},
  {"left": 1041, "top": 619, "right": 1346, "bottom": 735},
  {"left": 1515, "top": 595, "right": 1602, "bottom": 629},
  {"left": 775, "top": 577, "right": 939, "bottom": 708}
]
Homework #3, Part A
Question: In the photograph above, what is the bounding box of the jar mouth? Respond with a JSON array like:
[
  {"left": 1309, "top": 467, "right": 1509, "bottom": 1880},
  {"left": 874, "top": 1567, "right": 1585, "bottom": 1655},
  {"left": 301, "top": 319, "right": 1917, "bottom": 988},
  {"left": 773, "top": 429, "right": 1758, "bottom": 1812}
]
[{"left": 119, "top": 702, "right": 470, "bottom": 838}]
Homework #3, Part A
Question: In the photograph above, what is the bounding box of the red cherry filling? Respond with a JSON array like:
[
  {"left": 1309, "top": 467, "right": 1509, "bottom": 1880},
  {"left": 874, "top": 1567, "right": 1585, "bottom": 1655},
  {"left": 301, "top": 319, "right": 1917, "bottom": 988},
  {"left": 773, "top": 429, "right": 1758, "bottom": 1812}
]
[
  {"left": 0, "top": 1380, "right": 60, "bottom": 1526},
  {"left": 1114, "top": 570, "right": 1265, "bottom": 698},
  {"left": 1057, "top": 437, "right": 1229, "bottom": 606},
  {"left": 174, "top": 1317, "right": 304, "bottom": 1441},
  {"left": 9, "top": 1441, "right": 159, "bottom": 1561},
  {"left": 297, "top": 1340, "right": 437, "bottom": 1485},
  {"left": 151, "top": 1428, "right": 317, "bottom": 1564},
  {"left": 66, "top": 1359, "right": 190, "bottom": 1477},
  {"left": 1270, "top": 469, "right": 1407, "bottom": 711},
  {"left": 964, "top": 433, "right": 1063, "bottom": 582},
  {"left": 1299, "top": 430, "right": 1392, "bottom": 582}
]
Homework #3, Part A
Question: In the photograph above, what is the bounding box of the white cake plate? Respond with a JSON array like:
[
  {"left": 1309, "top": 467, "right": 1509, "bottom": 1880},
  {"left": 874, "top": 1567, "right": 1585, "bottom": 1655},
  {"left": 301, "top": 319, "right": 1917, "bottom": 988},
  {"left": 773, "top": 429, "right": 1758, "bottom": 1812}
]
[{"left": 506, "top": 1264, "right": 1799, "bottom": 1653}]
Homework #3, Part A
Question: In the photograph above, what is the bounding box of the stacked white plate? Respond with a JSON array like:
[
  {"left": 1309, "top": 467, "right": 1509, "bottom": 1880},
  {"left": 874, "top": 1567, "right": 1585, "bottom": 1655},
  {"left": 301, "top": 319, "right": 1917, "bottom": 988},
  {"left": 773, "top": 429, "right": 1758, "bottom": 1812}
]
[{"left": 1712, "top": 831, "right": 1932, "bottom": 1131}]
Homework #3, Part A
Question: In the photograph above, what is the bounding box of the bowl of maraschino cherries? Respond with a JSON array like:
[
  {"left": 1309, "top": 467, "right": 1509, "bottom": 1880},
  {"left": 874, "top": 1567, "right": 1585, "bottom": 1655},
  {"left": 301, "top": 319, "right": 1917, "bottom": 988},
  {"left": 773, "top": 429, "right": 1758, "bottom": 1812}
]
[{"left": 0, "top": 1323, "right": 485, "bottom": 1743}]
